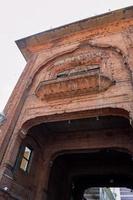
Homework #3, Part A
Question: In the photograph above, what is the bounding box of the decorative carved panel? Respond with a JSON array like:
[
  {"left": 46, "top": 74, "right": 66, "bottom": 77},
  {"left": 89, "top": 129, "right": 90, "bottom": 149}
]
[{"left": 35, "top": 64, "right": 115, "bottom": 100}]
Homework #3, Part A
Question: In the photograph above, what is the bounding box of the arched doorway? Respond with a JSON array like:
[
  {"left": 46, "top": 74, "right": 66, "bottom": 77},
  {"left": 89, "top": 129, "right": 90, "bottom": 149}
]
[
  {"left": 47, "top": 150, "right": 133, "bottom": 200},
  {"left": 13, "top": 113, "right": 133, "bottom": 199}
]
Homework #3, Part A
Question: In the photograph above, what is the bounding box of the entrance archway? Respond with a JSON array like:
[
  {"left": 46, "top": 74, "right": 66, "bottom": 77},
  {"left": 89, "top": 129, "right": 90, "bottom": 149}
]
[
  {"left": 14, "top": 113, "right": 133, "bottom": 200},
  {"left": 47, "top": 150, "right": 133, "bottom": 200}
]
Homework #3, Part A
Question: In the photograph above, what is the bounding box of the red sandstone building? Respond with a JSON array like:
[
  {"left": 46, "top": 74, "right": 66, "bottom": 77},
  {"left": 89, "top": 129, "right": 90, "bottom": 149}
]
[{"left": 0, "top": 6, "right": 133, "bottom": 200}]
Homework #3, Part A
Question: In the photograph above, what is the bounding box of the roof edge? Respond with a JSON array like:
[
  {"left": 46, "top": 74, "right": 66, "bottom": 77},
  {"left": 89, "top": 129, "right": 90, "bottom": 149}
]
[{"left": 16, "top": 6, "right": 133, "bottom": 61}]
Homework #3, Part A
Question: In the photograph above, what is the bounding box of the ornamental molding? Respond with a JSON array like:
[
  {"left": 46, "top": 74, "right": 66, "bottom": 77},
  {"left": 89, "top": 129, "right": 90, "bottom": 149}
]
[{"left": 35, "top": 72, "right": 115, "bottom": 101}]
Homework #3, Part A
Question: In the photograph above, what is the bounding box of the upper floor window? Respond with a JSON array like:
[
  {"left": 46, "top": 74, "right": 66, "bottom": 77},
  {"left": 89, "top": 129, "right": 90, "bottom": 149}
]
[{"left": 20, "top": 146, "right": 33, "bottom": 172}]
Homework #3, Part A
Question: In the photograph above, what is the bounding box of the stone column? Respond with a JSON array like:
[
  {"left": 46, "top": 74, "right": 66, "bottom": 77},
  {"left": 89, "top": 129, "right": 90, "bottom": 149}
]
[{"left": 34, "top": 157, "right": 51, "bottom": 200}]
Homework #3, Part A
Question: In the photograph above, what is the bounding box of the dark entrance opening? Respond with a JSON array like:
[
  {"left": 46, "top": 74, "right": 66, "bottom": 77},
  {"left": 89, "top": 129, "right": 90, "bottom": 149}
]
[
  {"left": 27, "top": 114, "right": 133, "bottom": 200},
  {"left": 47, "top": 150, "right": 133, "bottom": 200},
  {"left": 45, "top": 116, "right": 133, "bottom": 200}
]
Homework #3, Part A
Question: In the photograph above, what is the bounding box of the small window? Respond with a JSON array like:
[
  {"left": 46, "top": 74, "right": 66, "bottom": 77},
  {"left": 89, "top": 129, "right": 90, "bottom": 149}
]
[
  {"left": 20, "top": 146, "right": 32, "bottom": 172},
  {"left": 56, "top": 65, "right": 100, "bottom": 79}
]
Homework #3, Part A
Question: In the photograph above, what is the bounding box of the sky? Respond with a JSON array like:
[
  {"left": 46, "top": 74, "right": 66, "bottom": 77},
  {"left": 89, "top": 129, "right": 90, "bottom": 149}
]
[{"left": 0, "top": 0, "right": 133, "bottom": 111}]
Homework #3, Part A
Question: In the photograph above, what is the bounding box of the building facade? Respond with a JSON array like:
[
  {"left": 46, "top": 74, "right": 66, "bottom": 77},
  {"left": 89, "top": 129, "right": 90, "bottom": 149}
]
[{"left": 0, "top": 6, "right": 133, "bottom": 200}]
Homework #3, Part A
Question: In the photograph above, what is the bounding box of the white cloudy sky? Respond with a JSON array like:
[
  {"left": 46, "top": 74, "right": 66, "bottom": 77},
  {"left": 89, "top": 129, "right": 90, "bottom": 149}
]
[{"left": 0, "top": 0, "right": 133, "bottom": 111}]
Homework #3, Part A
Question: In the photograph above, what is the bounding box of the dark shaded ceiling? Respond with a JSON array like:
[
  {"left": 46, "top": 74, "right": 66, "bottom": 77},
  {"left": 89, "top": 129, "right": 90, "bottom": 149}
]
[
  {"left": 53, "top": 150, "right": 133, "bottom": 188},
  {"left": 30, "top": 116, "right": 131, "bottom": 135}
]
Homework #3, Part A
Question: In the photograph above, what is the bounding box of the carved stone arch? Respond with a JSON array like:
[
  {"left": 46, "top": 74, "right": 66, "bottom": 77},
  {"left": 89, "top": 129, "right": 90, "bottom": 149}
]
[
  {"left": 20, "top": 107, "right": 130, "bottom": 137},
  {"left": 31, "top": 44, "right": 132, "bottom": 102},
  {"left": 33, "top": 44, "right": 106, "bottom": 83},
  {"left": 29, "top": 40, "right": 132, "bottom": 90},
  {"left": 31, "top": 42, "right": 131, "bottom": 84},
  {"left": 48, "top": 147, "right": 133, "bottom": 166},
  {"left": 44, "top": 47, "right": 106, "bottom": 81}
]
